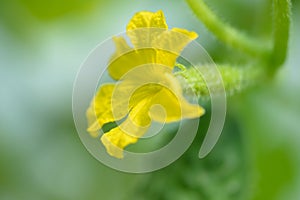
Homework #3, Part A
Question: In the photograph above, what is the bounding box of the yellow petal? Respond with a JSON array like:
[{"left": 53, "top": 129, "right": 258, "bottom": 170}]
[
  {"left": 171, "top": 28, "right": 198, "bottom": 40},
  {"left": 126, "top": 10, "right": 168, "bottom": 48},
  {"left": 101, "top": 126, "right": 138, "bottom": 159},
  {"left": 88, "top": 11, "right": 204, "bottom": 159},
  {"left": 86, "top": 84, "right": 127, "bottom": 137},
  {"left": 108, "top": 46, "right": 156, "bottom": 80},
  {"left": 153, "top": 28, "right": 198, "bottom": 67},
  {"left": 108, "top": 65, "right": 170, "bottom": 138},
  {"left": 110, "top": 64, "right": 173, "bottom": 111},
  {"left": 86, "top": 105, "right": 102, "bottom": 137},
  {"left": 109, "top": 12, "right": 198, "bottom": 80},
  {"left": 101, "top": 99, "right": 151, "bottom": 158},
  {"left": 153, "top": 28, "right": 198, "bottom": 51},
  {"left": 148, "top": 86, "right": 205, "bottom": 123},
  {"left": 111, "top": 37, "right": 132, "bottom": 57},
  {"left": 148, "top": 72, "right": 204, "bottom": 122},
  {"left": 112, "top": 64, "right": 204, "bottom": 123}
]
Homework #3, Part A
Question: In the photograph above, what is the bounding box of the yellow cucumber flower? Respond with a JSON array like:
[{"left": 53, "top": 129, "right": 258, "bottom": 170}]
[{"left": 86, "top": 10, "right": 205, "bottom": 158}]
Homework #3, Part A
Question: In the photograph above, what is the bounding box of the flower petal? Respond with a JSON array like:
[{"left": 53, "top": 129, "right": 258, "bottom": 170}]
[
  {"left": 86, "top": 84, "right": 127, "bottom": 137},
  {"left": 126, "top": 10, "right": 168, "bottom": 48},
  {"left": 112, "top": 64, "right": 204, "bottom": 123},
  {"left": 108, "top": 45, "right": 156, "bottom": 80},
  {"left": 111, "top": 64, "right": 173, "bottom": 111},
  {"left": 153, "top": 28, "right": 198, "bottom": 68},
  {"left": 148, "top": 73, "right": 204, "bottom": 123},
  {"left": 101, "top": 99, "right": 151, "bottom": 158},
  {"left": 148, "top": 86, "right": 205, "bottom": 123},
  {"left": 101, "top": 126, "right": 138, "bottom": 159},
  {"left": 110, "top": 37, "right": 132, "bottom": 57},
  {"left": 88, "top": 11, "right": 203, "bottom": 159},
  {"left": 109, "top": 14, "right": 198, "bottom": 79}
]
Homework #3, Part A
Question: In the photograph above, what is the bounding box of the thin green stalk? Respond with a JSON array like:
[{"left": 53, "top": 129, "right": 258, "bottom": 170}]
[
  {"left": 185, "top": 0, "right": 271, "bottom": 59},
  {"left": 269, "top": 0, "right": 291, "bottom": 73}
]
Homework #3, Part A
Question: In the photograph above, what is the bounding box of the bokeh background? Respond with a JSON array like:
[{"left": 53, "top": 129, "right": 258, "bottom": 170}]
[{"left": 0, "top": 0, "right": 299, "bottom": 199}]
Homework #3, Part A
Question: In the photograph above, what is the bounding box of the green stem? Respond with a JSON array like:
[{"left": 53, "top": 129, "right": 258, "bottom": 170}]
[
  {"left": 269, "top": 0, "right": 291, "bottom": 73},
  {"left": 175, "top": 64, "right": 264, "bottom": 98},
  {"left": 185, "top": 0, "right": 271, "bottom": 59}
]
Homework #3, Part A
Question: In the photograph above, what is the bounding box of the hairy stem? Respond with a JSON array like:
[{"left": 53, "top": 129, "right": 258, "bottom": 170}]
[{"left": 175, "top": 64, "right": 264, "bottom": 98}]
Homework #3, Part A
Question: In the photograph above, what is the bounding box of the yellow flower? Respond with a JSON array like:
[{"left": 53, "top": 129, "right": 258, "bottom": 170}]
[{"left": 86, "top": 10, "right": 205, "bottom": 158}]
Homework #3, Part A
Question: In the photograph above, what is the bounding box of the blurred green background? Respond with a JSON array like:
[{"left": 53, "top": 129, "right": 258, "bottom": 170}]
[{"left": 0, "top": 0, "right": 299, "bottom": 199}]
